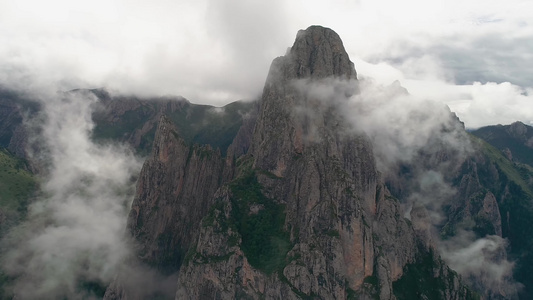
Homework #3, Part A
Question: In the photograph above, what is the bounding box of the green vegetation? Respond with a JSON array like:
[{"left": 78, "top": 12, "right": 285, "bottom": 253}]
[
  {"left": 0, "top": 148, "right": 37, "bottom": 299},
  {"left": 472, "top": 215, "right": 496, "bottom": 237},
  {"left": 0, "top": 148, "right": 37, "bottom": 231},
  {"left": 363, "top": 275, "right": 379, "bottom": 286},
  {"left": 91, "top": 102, "right": 157, "bottom": 155},
  {"left": 471, "top": 124, "right": 533, "bottom": 167},
  {"left": 196, "top": 160, "right": 292, "bottom": 275},
  {"left": 471, "top": 134, "right": 533, "bottom": 196},
  {"left": 362, "top": 275, "right": 380, "bottom": 300},
  {"left": 0, "top": 271, "right": 13, "bottom": 299},
  {"left": 229, "top": 171, "right": 291, "bottom": 275},
  {"left": 326, "top": 229, "right": 340, "bottom": 238},
  {"left": 441, "top": 190, "right": 497, "bottom": 240},
  {"left": 344, "top": 276, "right": 380, "bottom": 300},
  {"left": 77, "top": 279, "right": 107, "bottom": 299},
  {"left": 346, "top": 287, "right": 357, "bottom": 300},
  {"left": 393, "top": 250, "right": 480, "bottom": 300},
  {"left": 495, "top": 180, "right": 533, "bottom": 298}
]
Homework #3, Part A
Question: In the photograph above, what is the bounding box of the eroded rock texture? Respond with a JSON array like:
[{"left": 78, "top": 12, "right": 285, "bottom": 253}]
[{"left": 108, "top": 26, "right": 482, "bottom": 300}]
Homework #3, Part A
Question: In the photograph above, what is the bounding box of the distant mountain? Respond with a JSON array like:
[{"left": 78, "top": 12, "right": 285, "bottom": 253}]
[
  {"left": 472, "top": 121, "right": 533, "bottom": 167},
  {"left": 0, "top": 87, "right": 255, "bottom": 160},
  {"left": 90, "top": 89, "right": 255, "bottom": 156},
  {"left": 469, "top": 123, "right": 533, "bottom": 299}
]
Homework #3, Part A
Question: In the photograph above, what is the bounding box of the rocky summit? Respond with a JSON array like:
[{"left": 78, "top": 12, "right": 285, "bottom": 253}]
[{"left": 102, "top": 25, "right": 486, "bottom": 299}]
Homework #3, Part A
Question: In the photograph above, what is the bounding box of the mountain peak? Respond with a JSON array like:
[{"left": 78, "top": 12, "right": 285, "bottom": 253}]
[
  {"left": 265, "top": 26, "right": 356, "bottom": 84},
  {"left": 289, "top": 25, "right": 356, "bottom": 79},
  {"left": 509, "top": 120, "right": 528, "bottom": 136},
  {"left": 253, "top": 26, "right": 359, "bottom": 175}
]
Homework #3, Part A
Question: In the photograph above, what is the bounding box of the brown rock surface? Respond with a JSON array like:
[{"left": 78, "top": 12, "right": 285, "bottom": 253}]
[
  {"left": 113, "top": 26, "right": 478, "bottom": 300},
  {"left": 127, "top": 116, "right": 225, "bottom": 272}
]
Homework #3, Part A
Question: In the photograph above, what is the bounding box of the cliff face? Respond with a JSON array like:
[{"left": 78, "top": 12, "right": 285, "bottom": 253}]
[
  {"left": 164, "top": 26, "right": 475, "bottom": 299},
  {"left": 127, "top": 116, "right": 225, "bottom": 273},
  {"left": 250, "top": 26, "right": 356, "bottom": 176},
  {"left": 241, "top": 25, "right": 411, "bottom": 298},
  {"left": 456, "top": 137, "right": 533, "bottom": 298}
]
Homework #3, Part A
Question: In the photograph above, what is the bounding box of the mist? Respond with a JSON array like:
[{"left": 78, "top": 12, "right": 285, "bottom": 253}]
[
  {"left": 441, "top": 230, "right": 521, "bottom": 297},
  {"left": 2, "top": 1, "right": 533, "bottom": 125},
  {"left": 350, "top": 79, "right": 520, "bottom": 296},
  {"left": 292, "top": 75, "right": 520, "bottom": 297},
  {"left": 0, "top": 90, "right": 142, "bottom": 299}
]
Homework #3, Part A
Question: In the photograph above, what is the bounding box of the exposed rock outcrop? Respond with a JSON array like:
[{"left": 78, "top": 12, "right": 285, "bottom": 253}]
[
  {"left": 171, "top": 26, "right": 475, "bottom": 300},
  {"left": 109, "top": 25, "right": 482, "bottom": 300},
  {"left": 127, "top": 116, "right": 225, "bottom": 272}
]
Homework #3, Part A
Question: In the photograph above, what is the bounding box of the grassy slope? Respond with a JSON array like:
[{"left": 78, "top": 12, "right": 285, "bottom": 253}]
[
  {"left": 470, "top": 134, "right": 533, "bottom": 197},
  {"left": 0, "top": 147, "right": 37, "bottom": 299},
  {"left": 472, "top": 124, "right": 533, "bottom": 167}
]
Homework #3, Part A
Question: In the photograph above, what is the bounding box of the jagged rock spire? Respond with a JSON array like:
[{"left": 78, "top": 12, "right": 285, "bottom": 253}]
[
  {"left": 252, "top": 26, "right": 358, "bottom": 176},
  {"left": 290, "top": 25, "right": 357, "bottom": 79},
  {"left": 265, "top": 25, "right": 356, "bottom": 87}
]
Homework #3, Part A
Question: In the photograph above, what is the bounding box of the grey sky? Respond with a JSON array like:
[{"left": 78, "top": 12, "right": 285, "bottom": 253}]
[{"left": 1, "top": 0, "right": 532, "bottom": 127}]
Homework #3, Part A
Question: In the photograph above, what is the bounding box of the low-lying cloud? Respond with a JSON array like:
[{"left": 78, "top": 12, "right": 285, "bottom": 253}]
[
  {"left": 292, "top": 75, "right": 519, "bottom": 297},
  {"left": 293, "top": 77, "right": 472, "bottom": 172},
  {"left": 1, "top": 90, "right": 142, "bottom": 299},
  {"left": 2, "top": 0, "right": 533, "bottom": 126},
  {"left": 441, "top": 231, "right": 521, "bottom": 297}
]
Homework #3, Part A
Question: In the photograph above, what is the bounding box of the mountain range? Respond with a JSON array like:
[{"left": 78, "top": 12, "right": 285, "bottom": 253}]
[{"left": 0, "top": 26, "right": 533, "bottom": 299}]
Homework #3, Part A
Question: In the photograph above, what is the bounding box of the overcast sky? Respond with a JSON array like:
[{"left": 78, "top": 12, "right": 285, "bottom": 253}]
[{"left": 1, "top": 0, "right": 532, "bottom": 128}]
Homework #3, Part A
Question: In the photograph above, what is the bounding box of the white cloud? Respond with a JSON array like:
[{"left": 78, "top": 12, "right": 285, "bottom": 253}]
[
  {"left": 463, "top": 82, "right": 533, "bottom": 127},
  {"left": 1, "top": 91, "right": 143, "bottom": 299},
  {"left": 440, "top": 231, "right": 522, "bottom": 296},
  {"left": 1, "top": 0, "right": 532, "bottom": 124}
]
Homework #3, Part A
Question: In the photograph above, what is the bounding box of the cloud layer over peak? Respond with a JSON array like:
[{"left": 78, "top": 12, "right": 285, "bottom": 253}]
[{"left": 1, "top": 1, "right": 532, "bottom": 124}]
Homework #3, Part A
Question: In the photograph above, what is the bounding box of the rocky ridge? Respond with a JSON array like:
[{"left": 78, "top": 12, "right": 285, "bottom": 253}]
[
  {"left": 109, "top": 26, "right": 479, "bottom": 299},
  {"left": 127, "top": 116, "right": 226, "bottom": 272},
  {"left": 472, "top": 121, "right": 533, "bottom": 167}
]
